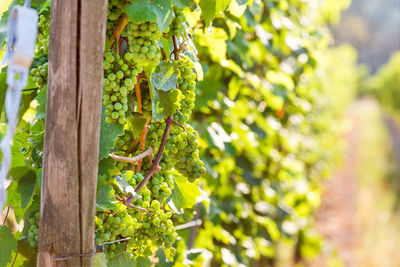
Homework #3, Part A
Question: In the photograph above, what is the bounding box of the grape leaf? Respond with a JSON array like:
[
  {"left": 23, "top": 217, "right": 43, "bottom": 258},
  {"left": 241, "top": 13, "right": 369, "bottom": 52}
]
[
  {"left": 150, "top": 62, "right": 178, "bottom": 92},
  {"left": 199, "top": 0, "right": 216, "bottom": 26},
  {"left": 7, "top": 251, "right": 27, "bottom": 267},
  {"left": 127, "top": 113, "right": 147, "bottom": 138},
  {"left": 93, "top": 253, "right": 107, "bottom": 267},
  {"left": 217, "top": 0, "right": 231, "bottom": 12},
  {"left": 96, "top": 184, "right": 116, "bottom": 210},
  {"left": 6, "top": 167, "right": 36, "bottom": 222},
  {"left": 36, "top": 88, "right": 47, "bottom": 119},
  {"left": 99, "top": 107, "right": 124, "bottom": 160},
  {"left": 0, "top": 226, "right": 17, "bottom": 267},
  {"left": 98, "top": 157, "right": 116, "bottom": 181},
  {"left": 17, "top": 170, "right": 36, "bottom": 209},
  {"left": 151, "top": 88, "right": 183, "bottom": 121},
  {"left": 136, "top": 257, "right": 151, "bottom": 267},
  {"left": 172, "top": 0, "right": 196, "bottom": 9},
  {"left": 196, "top": 27, "right": 228, "bottom": 62},
  {"left": 171, "top": 175, "right": 200, "bottom": 210},
  {"left": 125, "top": 0, "right": 173, "bottom": 32},
  {"left": 109, "top": 252, "right": 137, "bottom": 267}
]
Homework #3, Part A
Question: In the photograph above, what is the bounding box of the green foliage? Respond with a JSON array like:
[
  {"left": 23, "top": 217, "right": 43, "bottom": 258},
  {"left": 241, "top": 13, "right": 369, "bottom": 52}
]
[
  {"left": 363, "top": 51, "right": 400, "bottom": 112},
  {"left": 0, "top": 226, "right": 17, "bottom": 267}
]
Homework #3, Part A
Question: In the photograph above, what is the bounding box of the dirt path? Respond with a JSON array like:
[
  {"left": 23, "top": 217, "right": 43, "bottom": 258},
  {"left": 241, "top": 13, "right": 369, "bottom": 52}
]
[
  {"left": 311, "top": 99, "right": 400, "bottom": 267},
  {"left": 311, "top": 108, "right": 359, "bottom": 267}
]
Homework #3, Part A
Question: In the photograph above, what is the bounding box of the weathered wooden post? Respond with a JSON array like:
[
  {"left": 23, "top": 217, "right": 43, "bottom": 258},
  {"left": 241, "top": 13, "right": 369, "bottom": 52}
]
[{"left": 37, "top": 0, "right": 108, "bottom": 266}]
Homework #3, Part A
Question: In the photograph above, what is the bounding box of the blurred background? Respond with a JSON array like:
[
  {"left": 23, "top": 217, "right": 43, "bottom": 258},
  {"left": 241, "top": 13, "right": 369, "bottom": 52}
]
[{"left": 307, "top": 0, "right": 400, "bottom": 266}]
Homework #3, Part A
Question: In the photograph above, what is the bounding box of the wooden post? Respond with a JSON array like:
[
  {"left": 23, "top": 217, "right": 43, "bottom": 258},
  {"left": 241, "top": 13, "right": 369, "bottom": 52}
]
[{"left": 37, "top": 0, "right": 108, "bottom": 266}]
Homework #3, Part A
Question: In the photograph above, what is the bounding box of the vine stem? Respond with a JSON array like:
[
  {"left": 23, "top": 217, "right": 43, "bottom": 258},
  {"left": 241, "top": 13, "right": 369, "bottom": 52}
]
[
  {"left": 118, "top": 136, "right": 134, "bottom": 151},
  {"left": 109, "top": 147, "right": 153, "bottom": 165},
  {"left": 11, "top": 253, "right": 18, "bottom": 267},
  {"left": 109, "top": 14, "right": 128, "bottom": 46},
  {"left": 136, "top": 117, "right": 151, "bottom": 172},
  {"left": 2, "top": 206, "right": 10, "bottom": 225},
  {"left": 172, "top": 35, "right": 180, "bottom": 60}
]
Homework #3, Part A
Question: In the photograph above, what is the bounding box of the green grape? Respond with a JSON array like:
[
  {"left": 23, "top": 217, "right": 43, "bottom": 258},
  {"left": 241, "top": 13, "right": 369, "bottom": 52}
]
[{"left": 27, "top": 212, "right": 40, "bottom": 248}]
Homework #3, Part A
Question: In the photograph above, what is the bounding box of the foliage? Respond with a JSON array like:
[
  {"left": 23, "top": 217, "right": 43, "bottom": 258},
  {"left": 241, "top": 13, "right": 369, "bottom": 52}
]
[
  {"left": 0, "top": 0, "right": 359, "bottom": 266},
  {"left": 362, "top": 51, "right": 400, "bottom": 112}
]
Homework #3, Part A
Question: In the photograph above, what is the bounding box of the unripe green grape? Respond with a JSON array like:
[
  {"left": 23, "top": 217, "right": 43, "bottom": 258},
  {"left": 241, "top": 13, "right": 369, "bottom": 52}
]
[
  {"left": 116, "top": 70, "right": 124, "bottom": 79},
  {"left": 114, "top": 102, "right": 122, "bottom": 111},
  {"left": 111, "top": 112, "right": 119, "bottom": 119}
]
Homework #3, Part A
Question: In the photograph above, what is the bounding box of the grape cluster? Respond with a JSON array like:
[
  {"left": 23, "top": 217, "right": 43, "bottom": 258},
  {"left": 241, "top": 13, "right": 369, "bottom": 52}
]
[
  {"left": 168, "top": 7, "right": 186, "bottom": 38},
  {"left": 95, "top": 173, "right": 177, "bottom": 258},
  {"left": 31, "top": 56, "right": 48, "bottom": 87},
  {"left": 175, "top": 56, "right": 197, "bottom": 121},
  {"left": 107, "top": 0, "right": 125, "bottom": 22},
  {"left": 168, "top": 125, "right": 205, "bottom": 182},
  {"left": 27, "top": 212, "right": 40, "bottom": 248},
  {"left": 126, "top": 22, "right": 162, "bottom": 66},
  {"left": 37, "top": 14, "right": 49, "bottom": 55},
  {"left": 103, "top": 52, "right": 142, "bottom": 124}
]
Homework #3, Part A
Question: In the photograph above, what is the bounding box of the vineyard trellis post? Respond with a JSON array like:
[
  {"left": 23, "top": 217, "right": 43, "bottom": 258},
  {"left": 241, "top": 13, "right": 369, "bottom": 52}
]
[{"left": 37, "top": 0, "right": 108, "bottom": 266}]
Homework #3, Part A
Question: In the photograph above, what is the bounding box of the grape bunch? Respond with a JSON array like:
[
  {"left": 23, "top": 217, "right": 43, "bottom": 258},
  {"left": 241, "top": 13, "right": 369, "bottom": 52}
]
[
  {"left": 107, "top": 0, "right": 125, "bottom": 22},
  {"left": 31, "top": 56, "right": 48, "bottom": 87},
  {"left": 168, "top": 125, "right": 206, "bottom": 182},
  {"left": 37, "top": 14, "right": 49, "bottom": 55},
  {"left": 126, "top": 21, "right": 162, "bottom": 66},
  {"left": 175, "top": 56, "right": 197, "bottom": 121},
  {"left": 27, "top": 212, "right": 40, "bottom": 248},
  {"left": 95, "top": 173, "right": 177, "bottom": 258},
  {"left": 103, "top": 52, "right": 142, "bottom": 124},
  {"left": 168, "top": 7, "right": 187, "bottom": 38}
]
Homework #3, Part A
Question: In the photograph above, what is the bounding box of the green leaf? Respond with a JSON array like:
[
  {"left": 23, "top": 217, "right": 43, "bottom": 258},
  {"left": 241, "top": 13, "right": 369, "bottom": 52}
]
[
  {"left": 196, "top": 27, "right": 228, "bottom": 62},
  {"left": 125, "top": 0, "right": 156, "bottom": 24},
  {"left": 36, "top": 88, "right": 47, "bottom": 119},
  {"left": 17, "top": 170, "right": 36, "bottom": 209},
  {"left": 172, "top": 0, "right": 196, "bottom": 9},
  {"left": 150, "top": 62, "right": 178, "bottom": 92},
  {"left": 216, "top": 0, "right": 231, "bottom": 12},
  {"left": 99, "top": 107, "right": 124, "bottom": 160},
  {"left": 0, "top": 226, "right": 17, "bottom": 267},
  {"left": 199, "top": 0, "right": 216, "bottom": 26},
  {"left": 127, "top": 113, "right": 147, "bottom": 138},
  {"left": 125, "top": 0, "right": 173, "bottom": 32},
  {"left": 93, "top": 253, "right": 108, "bottom": 267},
  {"left": 108, "top": 252, "right": 136, "bottom": 267},
  {"left": 136, "top": 257, "right": 151, "bottom": 267},
  {"left": 172, "top": 175, "right": 200, "bottom": 210},
  {"left": 96, "top": 184, "right": 116, "bottom": 210},
  {"left": 160, "top": 37, "right": 171, "bottom": 58},
  {"left": 151, "top": 88, "right": 183, "bottom": 121},
  {"left": 7, "top": 167, "right": 36, "bottom": 222},
  {"left": 6, "top": 251, "right": 27, "bottom": 267},
  {"left": 98, "top": 157, "right": 117, "bottom": 181}
]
